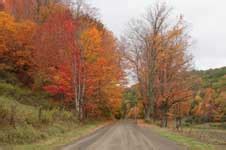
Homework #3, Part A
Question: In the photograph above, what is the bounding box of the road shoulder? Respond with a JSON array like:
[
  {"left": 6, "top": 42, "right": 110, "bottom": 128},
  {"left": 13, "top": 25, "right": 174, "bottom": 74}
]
[
  {"left": 138, "top": 120, "right": 215, "bottom": 150},
  {"left": 60, "top": 121, "right": 114, "bottom": 150}
]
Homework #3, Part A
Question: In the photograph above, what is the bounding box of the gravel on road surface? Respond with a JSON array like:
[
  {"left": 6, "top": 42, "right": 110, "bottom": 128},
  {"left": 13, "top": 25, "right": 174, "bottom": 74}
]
[{"left": 61, "top": 121, "right": 185, "bottom": 150}]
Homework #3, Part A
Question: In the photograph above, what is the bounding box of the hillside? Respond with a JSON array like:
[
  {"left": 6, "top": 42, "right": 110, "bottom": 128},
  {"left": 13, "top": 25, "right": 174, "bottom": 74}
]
[
  {"left": 0, "top": 73, "right": 72, "bottom": 144},
  {"left": 194, "top": 67, "right": 226, "bottom": 90},
  {"left": 0, "top": 72, "right": 104, "bottom": 149},
  {"left": 189, "top": 67, "right": 226, "bottom": 123}
]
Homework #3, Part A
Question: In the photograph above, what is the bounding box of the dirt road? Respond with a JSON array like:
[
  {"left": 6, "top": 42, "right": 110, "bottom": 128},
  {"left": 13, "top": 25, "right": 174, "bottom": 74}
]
[{"left": 61, "top": 121, "right": 185, "bottom": 150}]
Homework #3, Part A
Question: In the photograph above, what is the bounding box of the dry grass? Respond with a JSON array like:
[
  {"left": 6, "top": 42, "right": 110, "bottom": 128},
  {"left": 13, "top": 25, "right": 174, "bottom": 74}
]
[{"left": 138, "top": 120, "right": 226, "bottom": 150}]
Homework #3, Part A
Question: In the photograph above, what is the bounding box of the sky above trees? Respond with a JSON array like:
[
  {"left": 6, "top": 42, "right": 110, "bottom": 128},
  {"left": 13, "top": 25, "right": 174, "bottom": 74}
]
[{"left": 89, "top": 0, "right": 226, "bottom": 70}]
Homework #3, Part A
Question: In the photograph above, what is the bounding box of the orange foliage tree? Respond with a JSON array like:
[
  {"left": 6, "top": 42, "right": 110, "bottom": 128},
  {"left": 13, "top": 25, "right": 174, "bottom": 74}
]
[
  {"left": 32, "top": 8, "right": 123, "bottom": 120},
  {"left": 32, "top": 9, "right": 77, "bottom": 99},
  {"left": 154, "top": 19, "right": 192, "bottom": 127},
  {"left": 0, "top": 12, "right": 36, "bottom": 84},
  {"left": 78, "top": 24, "right": 123, "bottom": 118},
  {"left": 123, "top": 3, "right": 192, "bottom": 126}
]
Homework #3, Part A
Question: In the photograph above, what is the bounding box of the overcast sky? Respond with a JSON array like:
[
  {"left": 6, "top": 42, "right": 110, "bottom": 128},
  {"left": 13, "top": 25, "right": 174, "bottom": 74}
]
[{"left": 88, "top": 0, "right": 226, "bottom": 70}]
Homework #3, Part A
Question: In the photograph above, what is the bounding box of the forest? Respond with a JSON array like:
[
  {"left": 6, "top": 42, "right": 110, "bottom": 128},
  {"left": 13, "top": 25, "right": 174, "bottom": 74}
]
[
  {"left": 123, "top": 67, "right": 226, "bottom": 124},
  {"left": 0, "top": 0, "right": 225, "bottom": 149}
]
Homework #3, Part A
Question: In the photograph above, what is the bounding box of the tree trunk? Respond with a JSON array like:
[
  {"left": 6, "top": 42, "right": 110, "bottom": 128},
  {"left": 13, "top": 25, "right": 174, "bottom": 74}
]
[
  {"left": 162, "top": 113, "right": 168, "bottom": 128},
  {"left": 145, "top": 87, "right": 155, "bottom": 121},
  {"left": 146, "top": 52, "right": 156, "bottom": 121},
  {"left": 176, "top": 116, "right": 182, "bottom": 131},
  {"left": 145, "top": 102, "right": 151, "bottom": 121}
]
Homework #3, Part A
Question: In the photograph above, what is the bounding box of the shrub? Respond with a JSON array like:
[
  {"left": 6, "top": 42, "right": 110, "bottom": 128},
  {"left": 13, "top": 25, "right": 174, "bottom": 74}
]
[
  {"left": 221, "top": 115, "right": 226, "bottom": 122},
  {"left": 40, "top": 110, "right": 54, "bottom": 124},
  {"left": 0, "top": 102, "right": 10, "bottom": 123},
  {"left": 219, "top": 123, "right": 226, "bottom": 129},
  {"left": 0, "top": 71, "right": 19, "bottom": 85},
  {"left": 24, "top": 112, "right": 39, "bottom": 126},
  {"left": 46, "top": 124, "right": 66, "bottom": 136},
  {"left": 0, "top": 125, "right": 45, "bottom": 144},
  {"left": 0, "top": 82, "right": 50, "bottom": 107},
  {"left": 56, "top": 109, "right": 74, "bottom": 121}
]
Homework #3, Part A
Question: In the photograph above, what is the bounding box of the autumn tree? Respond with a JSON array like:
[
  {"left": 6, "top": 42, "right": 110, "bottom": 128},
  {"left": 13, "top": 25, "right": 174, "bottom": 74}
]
[
  {"left": 77, "top": 20, "right": 123, "bottom": 119},
  {"left": 123, "top": 3, "right": 192, "bottom": 124},
  {"left": 123, "top": 3, "right": 170, "bottom": 120},
  {"left": 154, "top": 17, "right": 192, "bottom": 127},
  {"left": 189, "top": 67, "right": 226, "bottom": 123},
  {"left": 32, "top": 9, "right": 78, "bottom": 108},
  {"left": 0, "top": 0, "right": 4, "bottom": 11},
  {"left": 32, "top": 3, "right": 123, "bottom": 120},
  {"left": 43, "top": 65, "right": 74, "bottom": 105},
  {"left": 0, "top": 12, "right": 36, "bottom": 85},
  {"left": 122, "top": 87, "right": 138, "bottom": 119},
  {"left": 4, "top": 0, "right": 70, "bottom": 23}
]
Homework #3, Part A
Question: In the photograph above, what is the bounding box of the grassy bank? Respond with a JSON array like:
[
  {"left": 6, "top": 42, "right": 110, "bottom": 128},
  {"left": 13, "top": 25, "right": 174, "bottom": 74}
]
[
  {"left": 1, "top": 121, "right": 105, "bottom": 150},
  {"left": 0, "top": 82, "right": 74, "bottom": 145},
  {"left": 155, "top": 127, "right": 214, "bottom": 150},
  {"left": 181, "top": 124, "right": 226, "bottom": 145},
  {"left": 0, "top": 81, "right": 108, "bottom": 149},
  {"left": 139, "top": 121, "right": 216, "bottom": 150}
]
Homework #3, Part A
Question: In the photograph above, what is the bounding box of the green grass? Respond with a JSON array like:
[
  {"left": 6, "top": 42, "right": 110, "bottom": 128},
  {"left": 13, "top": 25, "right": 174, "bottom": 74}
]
[
  {"left": 159, "top": 131, "right": 214, "bottom": 150},
  {"left": 0, "top": 81, "right": 82, "bottom": 146},
  {"left": 0, "top": 82, "right": 106, "bottom": 149},
  {"left": 0, "top": 82, "right": 49, "bottom": 107},
  {"left": 1, "top": 121, "right": 103, "bottom": 150},
  {"left": 0, "top": 95, "right": 77, "bottom": 144},
  {"left": 191, "top": 123, "right": 226, "bottom": 130},
  {"left": 0, "top": 94, "right": 105, "bottom": 149},
  {"left": 151, "top": 126, "right": 214, "bottom": 150}
]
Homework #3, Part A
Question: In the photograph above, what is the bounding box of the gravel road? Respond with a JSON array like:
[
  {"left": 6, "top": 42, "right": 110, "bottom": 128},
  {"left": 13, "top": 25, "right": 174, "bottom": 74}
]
[{"left": 61, "top": 121, "right": 185, "bottom": 150}]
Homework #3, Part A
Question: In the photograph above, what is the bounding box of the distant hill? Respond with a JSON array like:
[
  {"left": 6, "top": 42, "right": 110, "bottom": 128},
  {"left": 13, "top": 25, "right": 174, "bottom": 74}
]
[
  {"left": 192, "top": 66, "right": 226, "bottom": 90},
  {"left": 190, "top": 67, "right": 226, "bottom": 122}
]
